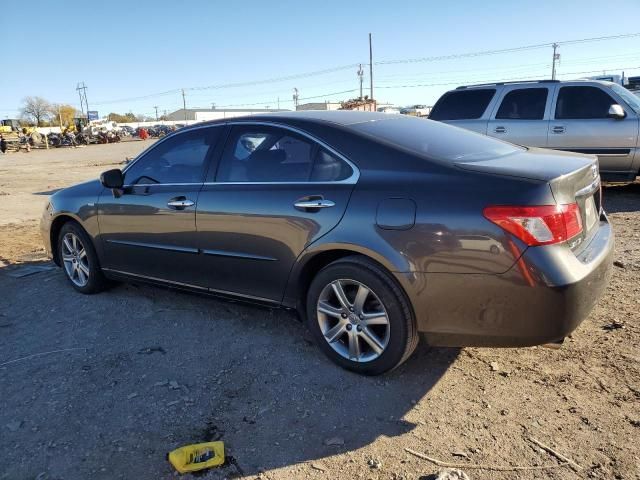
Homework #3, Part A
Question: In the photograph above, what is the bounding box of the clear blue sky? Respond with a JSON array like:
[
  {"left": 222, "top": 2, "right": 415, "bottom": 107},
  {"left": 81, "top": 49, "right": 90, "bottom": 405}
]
[{"left": 2, "top": 0, "right": 639, "bottom": 118}]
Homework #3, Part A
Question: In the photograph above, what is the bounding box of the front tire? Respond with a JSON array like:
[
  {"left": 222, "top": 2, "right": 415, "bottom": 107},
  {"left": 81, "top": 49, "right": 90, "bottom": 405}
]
[
  {"left": 58, "top": 222, "right": 107, "bottom": 294},
  {"left": 306, "top": 256, "right": 418, "bottom": 375}
]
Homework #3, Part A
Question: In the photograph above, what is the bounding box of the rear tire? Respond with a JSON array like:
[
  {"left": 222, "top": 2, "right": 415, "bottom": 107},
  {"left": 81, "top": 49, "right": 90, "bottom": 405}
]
[
  {"left": 306, "top": 256, "right": 418, "bottom": 375},
  {"left": 58, "top": 222, "right": 107, "bottom": 294}
]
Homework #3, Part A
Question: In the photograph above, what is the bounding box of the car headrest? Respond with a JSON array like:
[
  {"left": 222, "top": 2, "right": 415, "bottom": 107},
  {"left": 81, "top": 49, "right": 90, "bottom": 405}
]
[
  {"left": 311, "top": 151, "right": 344, "bottom": 181},
  {"left": 247, "top": 149, "right": 286, "bottom": 181}
]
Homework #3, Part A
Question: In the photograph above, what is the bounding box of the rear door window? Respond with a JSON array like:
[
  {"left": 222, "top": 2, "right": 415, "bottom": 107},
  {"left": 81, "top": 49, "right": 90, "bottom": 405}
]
[
  {"left": 555, "top": 86, "right": 617, "bottom": 119},
  {"left": 496, "top": 88, "right": 548, "bottom": 120},
  {"left": 429, "top": 89, "right": 496, "bottom": 120},
  {"left": 216, "top": 125, "right": 352, "bottom": 182}
]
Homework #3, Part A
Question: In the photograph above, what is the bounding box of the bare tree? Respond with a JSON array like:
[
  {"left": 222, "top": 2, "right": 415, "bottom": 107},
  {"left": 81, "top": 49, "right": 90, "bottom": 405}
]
[{"left": 21, "top": 96, "right": 51, "bottom": 126}]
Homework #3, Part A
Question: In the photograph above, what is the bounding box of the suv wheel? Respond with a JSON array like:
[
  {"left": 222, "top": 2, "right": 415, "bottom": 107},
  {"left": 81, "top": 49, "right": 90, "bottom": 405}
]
[{"left": 306, "top": 256, "right": 418, "bottom": 375}]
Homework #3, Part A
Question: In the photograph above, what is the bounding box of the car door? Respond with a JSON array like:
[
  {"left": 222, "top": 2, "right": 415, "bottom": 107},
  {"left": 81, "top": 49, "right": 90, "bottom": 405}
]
[
  {"left": 195, "top": 123, "right": 357, "bottom": 302},
  {"left": 547, "top": 84, "right": 637, "bottom": 177},
  {"left": 98, "top": 126, "right": 223, "bottom": 286},
  {"left": 487, "top": 86, "right": 552, "bottom": 146}
]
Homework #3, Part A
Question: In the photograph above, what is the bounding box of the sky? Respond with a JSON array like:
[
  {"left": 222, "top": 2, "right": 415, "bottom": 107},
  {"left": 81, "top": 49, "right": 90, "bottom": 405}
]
[{"left": 1, "top": 0, "right": 640, "bottom": 119}]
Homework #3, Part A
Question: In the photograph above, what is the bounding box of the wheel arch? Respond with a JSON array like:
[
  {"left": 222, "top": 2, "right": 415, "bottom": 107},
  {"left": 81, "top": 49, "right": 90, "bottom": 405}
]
[
  {"left": 50, "top": 214, "right": 84, "bottom": 266},
  {"left": 284, "top": 244, "right": 414, "bottom": 321}
]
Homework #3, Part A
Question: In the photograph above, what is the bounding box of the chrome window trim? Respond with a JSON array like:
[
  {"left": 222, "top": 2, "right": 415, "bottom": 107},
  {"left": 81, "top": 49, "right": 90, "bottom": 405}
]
[
  {"left": 120, "top": 120, "right": 360, "bottom": 187},
  {"left": 121, "top": 182, "right": 203, "bottom": 187},
  {"left": 201, "top": 181, "right": 354, "bottom": 186}
]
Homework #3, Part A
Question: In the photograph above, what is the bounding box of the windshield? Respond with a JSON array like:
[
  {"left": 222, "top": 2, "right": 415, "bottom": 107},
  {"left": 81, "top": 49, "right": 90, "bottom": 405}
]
[
  {"left": 353, "top": 116, "right": 523, "bottom": 163},
  {"left": 610, "top": 84, "right": 640, "bottom": 114}
]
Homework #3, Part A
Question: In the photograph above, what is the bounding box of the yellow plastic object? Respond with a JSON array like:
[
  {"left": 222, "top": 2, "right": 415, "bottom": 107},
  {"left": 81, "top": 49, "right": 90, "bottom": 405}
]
[{"left": 168, "top": 441, "right": 225, "bottom": 474}]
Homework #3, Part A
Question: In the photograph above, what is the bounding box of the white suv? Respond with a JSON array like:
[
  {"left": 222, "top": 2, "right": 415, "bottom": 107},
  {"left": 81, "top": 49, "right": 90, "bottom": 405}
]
[{"left": 429, "top": 80, "right": 640, "bottom": 182}]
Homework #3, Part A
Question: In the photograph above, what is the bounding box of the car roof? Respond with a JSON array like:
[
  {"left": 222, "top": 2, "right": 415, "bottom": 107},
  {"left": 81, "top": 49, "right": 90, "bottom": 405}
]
[
  {"left": 189, "top": 110, "right": 395, "bottom": 130},
  {"left": 455, "top": 79, "right": 617, "bottom": 90}
]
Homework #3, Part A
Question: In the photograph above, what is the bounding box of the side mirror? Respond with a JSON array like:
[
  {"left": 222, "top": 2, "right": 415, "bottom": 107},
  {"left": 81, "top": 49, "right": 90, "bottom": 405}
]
[
  {"left": 100, "top": 168, "right": 124, "bottom": 189},
  {"left": 608, "top": 104, "right": 626, "bottom": 119}
]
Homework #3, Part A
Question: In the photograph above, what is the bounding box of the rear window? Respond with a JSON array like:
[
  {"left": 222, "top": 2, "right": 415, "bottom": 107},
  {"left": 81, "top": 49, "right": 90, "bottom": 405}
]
[
  {"left": 354, "top": 116, "right": 523, "bottom": 163},
  {"left": 429, "top": 89, "right": 496, "bottom": 120}
]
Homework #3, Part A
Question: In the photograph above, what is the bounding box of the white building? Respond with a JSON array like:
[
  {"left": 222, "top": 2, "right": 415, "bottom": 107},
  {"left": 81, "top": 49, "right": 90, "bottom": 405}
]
[
  {"left": 166, "top": 108, "right": 289, "bottom": 122},
  {"left": 296, "top": 102, "right": 342, "bottom": 111}
]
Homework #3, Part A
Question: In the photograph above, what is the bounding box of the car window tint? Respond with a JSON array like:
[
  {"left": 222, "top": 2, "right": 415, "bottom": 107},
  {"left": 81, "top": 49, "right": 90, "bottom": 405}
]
[
  {"left": 310, "top": 149, "right": 353, "bottom": 181},
  {"left": 496, "top": 88, "right": 548, "bottom": 120},
  {"left": 429, "top": 89, "right": 496, "bottom": 120},
  {"left": 354, "top": 116, "right": 523, "bottom": 163},
  {"left": 555, "top": 86, "right": 617, "bottom": 119},
  {"left": 217, "top": 126, "right": 317, "bottom": 182},
  {"left": 125, "top": 128, "right": 219, "bottom": 184}
]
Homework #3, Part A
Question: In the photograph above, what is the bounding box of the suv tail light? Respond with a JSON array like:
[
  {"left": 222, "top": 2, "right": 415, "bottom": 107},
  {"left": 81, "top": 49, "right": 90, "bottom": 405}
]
[{"left": 483, "top": 204, "right": 582, "bottom": 246}]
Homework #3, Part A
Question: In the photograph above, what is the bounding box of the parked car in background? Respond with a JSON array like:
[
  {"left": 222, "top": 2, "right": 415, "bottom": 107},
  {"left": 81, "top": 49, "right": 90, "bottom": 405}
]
[
  {"left": 377, "top": 106, "right": 401, "bottom": 114},
  {"left": 41, "top": 111, "right": 613, "bottom": 375},
  {"left": 429, "top": 80, "right": 640, "bottom": 182},
  {"left": 401, "top": 104, "right": 432, "bottom": 117},
  {"left": 120, "top": 125, "right": 135, "bottom": 136}
]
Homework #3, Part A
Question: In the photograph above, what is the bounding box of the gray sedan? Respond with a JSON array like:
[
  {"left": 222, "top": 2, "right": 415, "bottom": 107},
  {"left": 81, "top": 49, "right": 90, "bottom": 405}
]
[{"left": 41, "top": 111, "right": 613, "bottom": 374}]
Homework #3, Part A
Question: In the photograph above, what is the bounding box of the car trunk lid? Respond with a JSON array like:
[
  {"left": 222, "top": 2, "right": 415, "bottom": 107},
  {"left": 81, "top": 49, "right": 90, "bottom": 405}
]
[{"left": 457, "top": 148, "right": 601, "bottom": 251}]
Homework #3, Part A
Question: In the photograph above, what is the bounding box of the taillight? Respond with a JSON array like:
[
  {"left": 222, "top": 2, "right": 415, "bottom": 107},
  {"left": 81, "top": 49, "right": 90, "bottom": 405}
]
[{"left": 483, "top": 204, "right": 582, "bottom": 246}]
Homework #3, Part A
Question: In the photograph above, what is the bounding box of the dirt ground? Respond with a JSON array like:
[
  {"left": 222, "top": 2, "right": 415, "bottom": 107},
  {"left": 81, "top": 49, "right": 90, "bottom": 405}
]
[{"left": 0, "top": 143, "right": 638, "bottom": 480}]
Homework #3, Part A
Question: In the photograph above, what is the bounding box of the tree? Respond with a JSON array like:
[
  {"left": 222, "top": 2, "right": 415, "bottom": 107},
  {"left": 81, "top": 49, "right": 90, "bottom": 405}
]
[
  {"left": 49, "top": 104, "right": 76, "bottom": 127},
  {"left": 21, "top": 96, "right": 51, "bottom": 126},
  {"left": 107, "top": 112, "right": 137, "bottom": 123}
]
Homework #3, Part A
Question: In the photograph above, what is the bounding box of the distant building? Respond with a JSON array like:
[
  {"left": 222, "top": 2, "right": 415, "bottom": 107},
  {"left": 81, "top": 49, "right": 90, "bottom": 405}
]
[
  {"left": 296, "top": 102, "right": 342, "bottom": 111},
  {"left": 339, "top": 98, "right": 377, "bottom": 111},
  {"left": 166, "top": 108, "right": 289, "bottom": 122}
]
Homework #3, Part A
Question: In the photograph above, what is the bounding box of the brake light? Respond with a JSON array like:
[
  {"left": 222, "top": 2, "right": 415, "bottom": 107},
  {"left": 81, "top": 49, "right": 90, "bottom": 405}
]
[{"left": 483, "top": 204, "right": 582, "bottom": 246}]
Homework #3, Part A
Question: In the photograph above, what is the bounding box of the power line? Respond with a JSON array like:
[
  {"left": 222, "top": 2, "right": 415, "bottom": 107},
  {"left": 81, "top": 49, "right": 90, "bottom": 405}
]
[
  {"left": 88, "top": 32, "right": 640, "bottom": 107},
  {"left": 143, "top": 62, "right": 640, "bottom": 113},
  {"left": 374, "top": 32, "right": 640, "bottom": 66},
  {"left": 374, "top": 65, "right": 640, "bottom": 90},
  {"left": 211, "top": 88, "right": 359, "bottom": 109}
]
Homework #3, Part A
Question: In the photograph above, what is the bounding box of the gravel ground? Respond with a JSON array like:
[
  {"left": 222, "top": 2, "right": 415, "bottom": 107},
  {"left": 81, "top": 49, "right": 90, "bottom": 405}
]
[{"left": 0, "top": 143, "right": 638, "bottom": 480}]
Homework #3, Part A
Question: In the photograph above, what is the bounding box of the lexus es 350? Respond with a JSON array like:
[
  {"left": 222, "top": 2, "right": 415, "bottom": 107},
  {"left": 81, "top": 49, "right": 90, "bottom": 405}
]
[{"left": 41, "top": 111, "right": 613, "bottom": 375}]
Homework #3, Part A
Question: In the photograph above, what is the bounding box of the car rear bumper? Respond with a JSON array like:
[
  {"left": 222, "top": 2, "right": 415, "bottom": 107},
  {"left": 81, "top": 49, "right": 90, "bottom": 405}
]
[{"left": 398, "top": 215, "right": 614, "bottom": 347}]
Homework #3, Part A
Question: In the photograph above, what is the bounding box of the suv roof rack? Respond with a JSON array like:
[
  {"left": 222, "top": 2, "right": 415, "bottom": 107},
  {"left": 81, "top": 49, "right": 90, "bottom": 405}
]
[{"left": 455, "top": 79, "right": 560, "bottom": 90}]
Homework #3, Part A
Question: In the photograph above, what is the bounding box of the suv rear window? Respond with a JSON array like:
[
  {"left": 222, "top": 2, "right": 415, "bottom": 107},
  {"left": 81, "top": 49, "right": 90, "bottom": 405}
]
[{"left": 429, "top": 89, "right": 496, "bottom": 120}]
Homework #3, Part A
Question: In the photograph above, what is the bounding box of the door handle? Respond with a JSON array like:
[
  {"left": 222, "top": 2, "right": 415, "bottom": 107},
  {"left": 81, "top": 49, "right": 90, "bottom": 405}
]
[
  {"left": 552, "top": 126, "right": 565, "bottom": 134},
  {"left": 494, "top": 126, "right": 506, "bottom": 134},
  {"left": 167, "top": 197, "right": 195, "bottom": 209},
  {"left": 294, "top": 199, "right": 335, "bottom": 210}
]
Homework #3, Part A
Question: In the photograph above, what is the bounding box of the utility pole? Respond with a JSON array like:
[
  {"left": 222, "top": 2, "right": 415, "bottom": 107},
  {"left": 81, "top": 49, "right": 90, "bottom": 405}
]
[
  {"left": 210, "top": 102, "right": 216, "bottom": 110},
  {"left": 58, "top": 106, "right": 63, "bottom": 128},
  {"left": 357, "top": 64, "right": 364, "bottom": 99},
  {"left": 293, "top": 88, "right": 299, "bottom": 109},
  {"left": 154, "top": 106, "right": 159, "bottom": 121},
  {"left": 181, "top": 89, "right": 187, "bottom": 122},
  {"left": 551, "top": 43, "right": 560, "bottom": 80},
  {"left": 76, "top": 82, "right": 89, "bottom": 124},
  {"left": 369, "top": 33, "right": 374, "bottom": 102}
]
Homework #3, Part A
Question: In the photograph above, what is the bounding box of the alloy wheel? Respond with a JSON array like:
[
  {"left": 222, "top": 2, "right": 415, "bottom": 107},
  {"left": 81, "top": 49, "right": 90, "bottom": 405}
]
[
  {"left": 61, "top": 232, "right": 90, "bottom": 287},
  {"left": 316, "top": 279, "right": 390, "bottom": 362}
]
